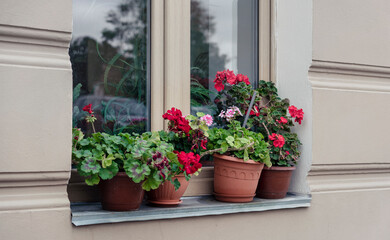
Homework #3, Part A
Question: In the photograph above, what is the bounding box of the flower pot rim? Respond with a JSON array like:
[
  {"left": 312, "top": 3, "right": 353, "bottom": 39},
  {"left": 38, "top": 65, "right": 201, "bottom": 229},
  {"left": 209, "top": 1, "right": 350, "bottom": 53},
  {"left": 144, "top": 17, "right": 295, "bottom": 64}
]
[
  {"left": 213, "top": 154, "right": 262, "bottom": 165},
  {"left": 264, "top": 166, "right": 296, "bottom": 171}
]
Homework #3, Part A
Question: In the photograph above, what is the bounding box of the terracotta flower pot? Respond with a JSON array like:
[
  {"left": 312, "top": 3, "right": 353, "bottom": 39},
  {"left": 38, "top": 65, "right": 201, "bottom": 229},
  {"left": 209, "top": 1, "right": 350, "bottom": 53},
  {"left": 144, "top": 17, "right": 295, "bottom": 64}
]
[
  {"left": 99, "top": 172, "right": 144, "bottom": 211},
  {"left": 256, "top": 166, "right": 296, "bottom": 199},
  {"left": 146, "top": 174, "right": 190, "bottom": 207},
  {"left": 213, "top": 154, "right": 264, "bottom": 203}
]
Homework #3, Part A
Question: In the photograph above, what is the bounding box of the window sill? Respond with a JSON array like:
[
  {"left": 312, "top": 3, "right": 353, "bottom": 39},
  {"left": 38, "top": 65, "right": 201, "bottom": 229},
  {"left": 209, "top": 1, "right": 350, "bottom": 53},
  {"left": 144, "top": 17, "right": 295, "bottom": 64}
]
[{"left": 71, "top": 193, "right": 311, "bottom": 226}]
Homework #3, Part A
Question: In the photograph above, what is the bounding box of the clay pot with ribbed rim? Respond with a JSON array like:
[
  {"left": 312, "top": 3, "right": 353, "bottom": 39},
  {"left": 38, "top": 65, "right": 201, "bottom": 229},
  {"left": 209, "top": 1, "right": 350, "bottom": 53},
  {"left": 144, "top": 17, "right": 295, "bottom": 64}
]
[
  {"left": 99, "top": 172, "right": 144, "bottom": 211},
  {"left": 146, "top": 174, "right": 190, "bottom": 207},
  {"left": 256, "top": 166, "right": 296, "bottom": 199},
  {"left": 213, "top": 154, "right": 264, "bottom": 203}
]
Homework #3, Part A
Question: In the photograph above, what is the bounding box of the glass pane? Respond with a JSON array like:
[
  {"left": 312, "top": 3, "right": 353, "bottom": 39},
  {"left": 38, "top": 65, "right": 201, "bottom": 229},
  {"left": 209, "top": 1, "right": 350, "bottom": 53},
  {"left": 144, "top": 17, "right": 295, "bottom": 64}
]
[
  {"left": 190, "top": 0, "right": 258, "bottom": 115},
  {"left": 70, "top": 0, "right": 150, "bottom": 135}
]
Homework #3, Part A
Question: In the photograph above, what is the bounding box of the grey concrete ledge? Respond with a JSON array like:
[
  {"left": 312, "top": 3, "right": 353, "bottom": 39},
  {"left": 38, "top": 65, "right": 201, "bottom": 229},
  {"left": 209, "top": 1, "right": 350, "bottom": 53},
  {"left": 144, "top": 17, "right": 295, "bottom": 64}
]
[{"left": 71, "top": 193, "right": 311, "bottom": 226}]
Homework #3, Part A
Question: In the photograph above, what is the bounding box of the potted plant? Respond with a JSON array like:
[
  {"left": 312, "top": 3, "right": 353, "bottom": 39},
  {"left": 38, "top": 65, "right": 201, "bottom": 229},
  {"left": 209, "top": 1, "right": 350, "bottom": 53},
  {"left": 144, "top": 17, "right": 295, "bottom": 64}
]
[
  {"left": 250, "top": 80, "right": 304, "bottom": 199},
  {"left": 213, "top": 72, "right": 304, "bottom": 199},
  {"left": 202, "top": 106, "right": 271, "bottom": 203},
  {"left": 72, "top": 104, "right": 177, "bottom": 211},
  {"left": 145, "top": 107, "right": 211, "bottom": 206}
]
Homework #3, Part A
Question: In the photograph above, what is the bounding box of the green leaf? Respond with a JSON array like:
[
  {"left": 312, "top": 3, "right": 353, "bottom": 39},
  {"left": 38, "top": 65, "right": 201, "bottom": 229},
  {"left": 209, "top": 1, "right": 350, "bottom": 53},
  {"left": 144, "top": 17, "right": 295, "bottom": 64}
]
[
  {"left": 79, "top": 139, "right": 90, "bottom": 146},
  {"left": 238, "top": 138, "right": 250, "bottom": 144},
  {"left": 221, "top": 142, "right": 228, "bottom": 153},
  {"left": 73, "top": 83, "right": 82, "bottom": 102},
  {"left": 102, "top": 154, "right": 115, "bottom": 168},
  {"left": 172, "top": 178, "right": 181, "bottom": 191},
  {"left": 99, "top": 162, "right": 119, "bottom": 180},
  {"left": 226, "top": 136, "right": 235, "bottom": 147},
  {"left": 142, "top": 171, "right": 161, "bottom": 191},
  {"left": 244, "top": 149, "right": 249, "bottom": 161},
  {"left": 196, "top": 112, "right": 205, "bottom": 117},
  {"left": 85, "top": 174, "right": 100, "bottom": 186}
]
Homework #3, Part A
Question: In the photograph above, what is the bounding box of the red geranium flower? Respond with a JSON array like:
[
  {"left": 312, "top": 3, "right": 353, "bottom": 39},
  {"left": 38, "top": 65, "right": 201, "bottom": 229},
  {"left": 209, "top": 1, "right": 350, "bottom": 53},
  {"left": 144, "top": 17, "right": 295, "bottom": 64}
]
[
  {"left": 176, "top": 151, "right": 202, "bottom": 175},
  {"left": 277, "top": 117, "right": 288, "bottom": 124},
  {"left": 162, "top": 108, "right": 192, "bottom": 135},
  {"left": 288, "top": 105, "right": 304, "bottom": 125},
  {"left": 214, "top": 80, "right": 224, "bottom": 92},
  {"left": 268, "top": 133, "right": 285, "bottom": 148},
  {"left": 82, "top": 104, "right": 93, "bottom": 114},
  {"left": 236, "top": 73, "right": 250, "bottom": 85},
  {"left": 225, "top": 70, "right": 237, "bottom": 85}
]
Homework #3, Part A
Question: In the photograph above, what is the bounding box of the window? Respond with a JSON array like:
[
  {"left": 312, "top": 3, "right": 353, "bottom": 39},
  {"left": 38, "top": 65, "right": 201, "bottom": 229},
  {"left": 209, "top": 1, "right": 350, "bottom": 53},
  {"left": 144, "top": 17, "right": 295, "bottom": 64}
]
[
  {"left": 69, "top": 0, "right": 276, "bottom": 200},
  {"left": 190, "top": 0, "right": 259, "bottom": 115},
  {"left": 70, "top": 0, "right": 151, "bottom": 135}
]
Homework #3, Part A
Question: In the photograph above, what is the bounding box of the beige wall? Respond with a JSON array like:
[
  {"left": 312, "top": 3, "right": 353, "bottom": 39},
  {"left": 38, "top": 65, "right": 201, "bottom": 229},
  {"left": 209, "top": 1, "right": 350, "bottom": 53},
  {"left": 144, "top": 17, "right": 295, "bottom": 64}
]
[{"left": 1, "top": 0, "right": 390, "bottom": 239}]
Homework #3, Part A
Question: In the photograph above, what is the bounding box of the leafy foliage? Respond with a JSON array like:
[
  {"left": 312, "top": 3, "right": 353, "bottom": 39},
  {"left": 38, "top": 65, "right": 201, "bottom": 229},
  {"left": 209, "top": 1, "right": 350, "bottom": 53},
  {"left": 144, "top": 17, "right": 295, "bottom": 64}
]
[
  {"left": 212, "top": 71, "right": 304, "bottom": 167},
  {"left": 206, "top": 120, "right": 271, "bottom": 166},
  {"left": 72, "top": 129, "right": 178, "bottom": 190}
]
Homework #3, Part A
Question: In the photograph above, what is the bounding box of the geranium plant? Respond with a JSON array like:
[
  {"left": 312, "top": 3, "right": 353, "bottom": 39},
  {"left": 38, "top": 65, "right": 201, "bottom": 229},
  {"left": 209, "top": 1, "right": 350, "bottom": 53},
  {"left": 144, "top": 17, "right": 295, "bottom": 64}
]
[
  {"left": 72, "top": 104, "right": 179, "bottom": 190},
  {"left": 202, "top": 109, "right": 271, "bottom": 166},
  {"left": 158, "top": 107, "right": 212, "bottom": 187},
  {"left": 212, "top": 70, "right": 304, "bottom": 167}
]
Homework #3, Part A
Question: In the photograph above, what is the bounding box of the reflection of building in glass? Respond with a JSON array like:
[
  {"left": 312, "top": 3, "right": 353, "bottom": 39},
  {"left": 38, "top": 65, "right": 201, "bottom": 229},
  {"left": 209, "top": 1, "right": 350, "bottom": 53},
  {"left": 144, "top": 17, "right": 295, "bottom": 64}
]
[{"left": 70, "top": 0, "right": 149, "bottom": 134}]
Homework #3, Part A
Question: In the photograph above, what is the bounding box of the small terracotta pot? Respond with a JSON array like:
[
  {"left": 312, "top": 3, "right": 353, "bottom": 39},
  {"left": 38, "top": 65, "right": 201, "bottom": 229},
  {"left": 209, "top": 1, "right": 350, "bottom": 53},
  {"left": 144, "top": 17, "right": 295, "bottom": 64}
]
[
  {"left": 213, "top": 154, "right": 264, "bottom": 203},
  {"left": 99, "top": 172, "right": 144, "bottom": 211},
  {"left": 146, "top": 174, "right": 190, "bottom": 207},
  {"left": 256, "top": 166, "right": 296, "bottom": 199}
]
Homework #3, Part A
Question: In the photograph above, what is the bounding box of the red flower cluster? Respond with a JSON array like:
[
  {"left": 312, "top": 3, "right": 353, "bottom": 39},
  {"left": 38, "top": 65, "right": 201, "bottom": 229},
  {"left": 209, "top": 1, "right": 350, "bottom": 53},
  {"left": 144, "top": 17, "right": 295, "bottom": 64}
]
[
  {"left": 162, "top": 108, "right": 191, "bottom": 135},
  {"left": 288, "top": 106, "right": 304, "bottom": 124},
  {"left": 213, "top": 70, "right": 250, "bottom": 92},
  {"left": 269, "top": 133, "right": 285, "bottom": 148},
  {"left": 82, "top": 104, "right": 93, "bottom": 114},
  {"left": 277, "top": 116, "right": 288, "bottom": 124},
  {"left": 176, "top": 151, "right": 202, "bottom": 175}
]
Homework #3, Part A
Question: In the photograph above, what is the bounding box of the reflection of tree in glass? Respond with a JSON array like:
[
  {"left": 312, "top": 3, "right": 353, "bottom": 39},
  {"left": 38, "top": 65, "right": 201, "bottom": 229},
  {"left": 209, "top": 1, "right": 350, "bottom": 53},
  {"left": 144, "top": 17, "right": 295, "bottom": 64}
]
[
  {"left": 191, "top": 0, "right": 227, "bottom": 113},
  {"left": 69, "top": 0, "right": 148, "bottom": 135}
]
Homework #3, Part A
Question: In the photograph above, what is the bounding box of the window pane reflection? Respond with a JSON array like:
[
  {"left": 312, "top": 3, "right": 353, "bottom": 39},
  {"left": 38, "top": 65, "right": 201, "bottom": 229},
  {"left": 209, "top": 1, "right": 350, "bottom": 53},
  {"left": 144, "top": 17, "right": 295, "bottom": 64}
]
[
  {"left": 190, "top": 0, "right": 258, "bottom": 114},
  {"left": 70, "top": 0, "right": 150, "bottom": 135}
]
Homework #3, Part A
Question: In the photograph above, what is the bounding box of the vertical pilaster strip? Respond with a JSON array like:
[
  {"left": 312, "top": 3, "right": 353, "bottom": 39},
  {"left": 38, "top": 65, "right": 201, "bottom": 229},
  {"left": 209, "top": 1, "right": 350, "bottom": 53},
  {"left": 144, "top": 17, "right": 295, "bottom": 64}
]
[
  {"left": 151, "top": 0, "right": 166, "bottom": 131},
  {"left": 164, "top": 0, "right": 191, "bottom": 116},
  {"left": 259, "top": 0, "right": 271, "bottom": 82}
]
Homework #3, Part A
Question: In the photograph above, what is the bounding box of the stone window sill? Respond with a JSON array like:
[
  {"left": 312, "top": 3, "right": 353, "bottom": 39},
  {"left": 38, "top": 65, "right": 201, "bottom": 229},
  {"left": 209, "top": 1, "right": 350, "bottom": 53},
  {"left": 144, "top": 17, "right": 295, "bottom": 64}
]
[{"left": 71, "top": 193, "right": 311, "bottom": 226}]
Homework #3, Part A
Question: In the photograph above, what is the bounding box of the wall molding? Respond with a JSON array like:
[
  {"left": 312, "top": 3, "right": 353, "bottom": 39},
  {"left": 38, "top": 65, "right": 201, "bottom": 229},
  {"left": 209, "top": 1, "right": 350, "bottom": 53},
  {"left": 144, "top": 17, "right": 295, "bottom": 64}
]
[
  {"left": 309, "top": 163, "right": 390, "bottom": 176},
  {"left": 0, "top": 171, "right": 70, "bottom": 211},
  {"left": 0, "top": 24, "right": 71, "bottom": 48},
  {"left": 310, "top": 60, "right": 390, "bottom": 79},
  {"left": 308, "top": 163, "right": 390, "bottom": 192},
  {"left": 309, "top": 60, "right": 390, "bottom": 92},
  {"left": 0, "top": 24, "right": 71, "bottom": 70}
]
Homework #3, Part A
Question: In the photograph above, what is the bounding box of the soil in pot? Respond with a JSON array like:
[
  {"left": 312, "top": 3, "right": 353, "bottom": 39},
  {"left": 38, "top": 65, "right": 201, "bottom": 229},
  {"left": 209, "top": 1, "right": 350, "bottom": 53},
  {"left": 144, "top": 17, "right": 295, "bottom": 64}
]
[
  {"left": 147, "top": 174, "right": 190, "bottom": 207},
  {"left": 256, "top": 166, "right": 296, "bottom": 199},
  {"left": 213, "top": 154, "right": 264, "bottom": 203},
  {"left": 99, "top": 172, "right": 145, "bottom": 211}
]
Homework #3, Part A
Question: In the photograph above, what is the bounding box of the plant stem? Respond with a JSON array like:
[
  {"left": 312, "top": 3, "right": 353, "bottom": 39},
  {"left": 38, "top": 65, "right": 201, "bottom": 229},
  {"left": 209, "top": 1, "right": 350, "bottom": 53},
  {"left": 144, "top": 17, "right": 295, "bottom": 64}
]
[
  {"left": 262, "top": 122, "right": 270, "bottom": 137},
  {"left": 200, "top": 141, "right": 254, "bottom": 158},
  {"left": 91, "top": 122, "right": 96, "bottom": 134}
]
